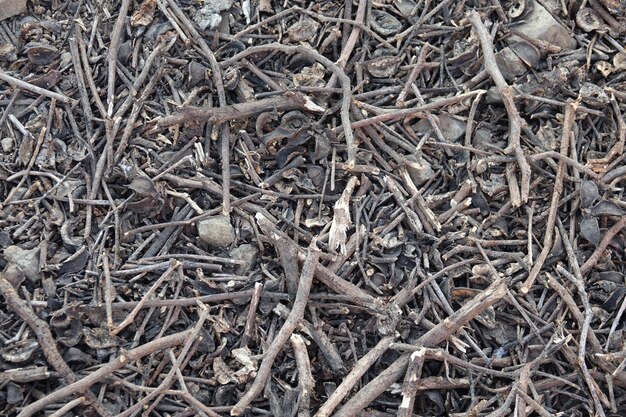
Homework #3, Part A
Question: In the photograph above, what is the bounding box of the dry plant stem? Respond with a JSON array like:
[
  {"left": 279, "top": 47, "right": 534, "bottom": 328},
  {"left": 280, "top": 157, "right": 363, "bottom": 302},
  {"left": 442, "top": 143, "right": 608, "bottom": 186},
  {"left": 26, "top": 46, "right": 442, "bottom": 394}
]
[
  {"left": 0, "top": 275, "right": 114, "bottom": 417},
  {"left": 0, "top": 69, "right": 75, "bottom": 104},
  {"left": 157, "top": 92, "right": 320, "bottom": 128},
  {"left": 255, "top": 216, "right": 300, "bottom": 297},
  {"left": 47, "top": 397, "right": 86, "bottom": 417},
  {"left": 351, "top": 90, "right": 483, "bottom": 128},
  {"left": 326, "top": 0, "right": 367, "bottom": 89},
  {"left": 580, "top": 216, "right": 626, "bottom": 275},
  {"left": 220, "top": 43, "right": 356, "bottom": 166},
  {"left": 520, "top": 102, "right": 576, "bottom": 294},
  {"left": 117, "top": 306, "right": 211, "bottom": 417},
  {"left": 0, "top": 366, "right": 52, "bottom": 384},
  {"left": 17, "top": 330, "right": 191, "bottom": 417},
  {"left": 314, "top": 335, "right": 396, "bottom": 417},
  {"left": 468, "top": 11, "right": 531, "bottom": 205},
  {"left": 230, "top": 241, "right": 320, "bottom": 416},
  {"left": 397, "top": 348, "right": 426, "bottom": 417},
  {"left": 241, "top": 282, "right": 263, "bottom": 347},
  {"left": 106, "top": 0, "right": 131, "bottom": 116},
  {"left": 102, "top": 255, "right": 114, "bottom": 330},
  {"left": 557, "top": 266, "right": 606, "bottom": 416},
  {"left": 290, "top": 333, "right": 314, "bottom": 417},
  {"left": 397, "top": 44, "right": 430, "bottom": 106},
  {"left": 333, "top": 277, "right": 508, "bottom": 417},
  {"left": 111, "top": 261, "right": 179, "bottom": 335},
  {"left": 516, "top": 365, "right": 530, "bottom": 417}
]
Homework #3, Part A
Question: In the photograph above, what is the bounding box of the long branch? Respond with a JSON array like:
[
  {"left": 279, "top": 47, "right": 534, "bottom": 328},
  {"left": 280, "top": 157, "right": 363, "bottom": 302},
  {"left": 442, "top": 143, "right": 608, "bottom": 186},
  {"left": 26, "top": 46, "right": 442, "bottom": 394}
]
[{"left": 467, "top": 11, "right": 531, "bottom": 206}]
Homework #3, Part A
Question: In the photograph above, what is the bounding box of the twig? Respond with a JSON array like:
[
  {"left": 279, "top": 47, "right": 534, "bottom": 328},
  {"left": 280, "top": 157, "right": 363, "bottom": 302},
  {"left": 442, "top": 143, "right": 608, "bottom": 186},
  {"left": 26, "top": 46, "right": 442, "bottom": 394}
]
[
  {"left": 397, "top": 349, "right": 426, "bottom": 417},
  {"left": 106, "top": 0, "right": 132, "bottom": 116},
  {"left": 220, "top": 43, "right": 356, "bottom": 166},
  {"left": 17, "top": 330, "right": 192, "bottom": 417},
  {"left": 332, "top": 277, "right": 507, "bottom": 417},
  {"left": 580, "top": 216, "right": 626, "bottom": 275},
  {"left": 290, "top": 333, "right": 314, "bottom": 417},
  {"left": 314, "top": 335, "right": 396, "bottom": 417},
  {"left": 230, "top": 236, "right": 320, "bottom": 415},
  {"left": 520, "top": 102, "right": 577, "bottom": 294},
  {"left": 468, "top": 11, "right": 531, "bottom": 206},
  {"left": 0, "top": 69, "right": 75, "bottom": 104},
  {"left": 117, "top": 304, "right": 211, "bottom": 417},
  {"left": 111, "top": 261, "right": 179, "bottom": 335},
  {"left": 155, "top": 92, "right": 323, "bottom": 128},
  {"left": 241, "top": 282, "right": 263, "bottom": 347},
  {"left": 0, "top": 273, "right": 114, "bottom": 417}
]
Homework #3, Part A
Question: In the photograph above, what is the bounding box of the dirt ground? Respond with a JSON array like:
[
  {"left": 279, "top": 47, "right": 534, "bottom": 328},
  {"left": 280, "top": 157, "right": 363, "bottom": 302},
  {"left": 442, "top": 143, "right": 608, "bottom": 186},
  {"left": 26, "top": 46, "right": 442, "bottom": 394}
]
[{"left": 1, "top": 0, "right": 626, "bottom": 416}]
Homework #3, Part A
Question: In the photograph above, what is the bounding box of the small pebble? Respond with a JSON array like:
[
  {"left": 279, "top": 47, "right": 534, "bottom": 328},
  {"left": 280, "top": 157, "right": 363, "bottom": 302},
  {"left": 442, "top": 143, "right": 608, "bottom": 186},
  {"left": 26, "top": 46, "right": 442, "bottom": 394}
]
[
  {"left": 197, "top": 215, "right": 236, "bottom": 248},
  {"left": 1, "top": 137, "right": 14, "bottom": 152},
  {"left": 3, "top": 245, "right": 41, "bottom": 282},
  {"left": 230, "top": 243, "right": 259, "bottom": 275}
]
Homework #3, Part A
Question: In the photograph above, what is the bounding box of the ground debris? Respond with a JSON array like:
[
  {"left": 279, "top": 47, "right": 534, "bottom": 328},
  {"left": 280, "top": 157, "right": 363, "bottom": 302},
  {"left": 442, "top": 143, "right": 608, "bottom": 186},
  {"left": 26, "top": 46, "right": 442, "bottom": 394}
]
[{"left": 1, "top": 1, "right": 626, "bottom": 416}]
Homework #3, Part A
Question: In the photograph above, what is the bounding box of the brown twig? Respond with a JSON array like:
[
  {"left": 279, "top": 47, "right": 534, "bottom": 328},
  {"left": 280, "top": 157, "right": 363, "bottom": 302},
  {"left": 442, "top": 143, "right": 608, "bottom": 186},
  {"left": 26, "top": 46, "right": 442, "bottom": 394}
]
[
  {"left": 314, "top": 335, "right": 396, "bottom": 417},
  {"left": 0, "top": 272, "right": 113, "bottom": 417},
  {"left": 397, "top": 348, "right": 426, "bottom": 417},
  {"left": 220, "top": 43, "right": 356, "bottom": 166},
  {"left": 520, "top": 102, "right": 577, "bottom": 294},
  {"left": 230, "top": 235, "right": 320, "bottom": 415},
  {"left": 155, "top": 92, "right": 323, "bottom": 128},
  {"left": 106, "top": 0, "right": 132, "bottom": 116},
  {"left": 0, "top": 69, "right": 75, "bottom": 104},
  {"left": 580, "top": 216, "right": 626, "bottom": 275},
  {"left": 332, "top": 277, "right": 508, "bottom": 417},
  {"left": 467, "top": 11, "right": 531, "bottom": 206},
  {"left": 290, "top": 333, "right": 314, "bottom": 417}
]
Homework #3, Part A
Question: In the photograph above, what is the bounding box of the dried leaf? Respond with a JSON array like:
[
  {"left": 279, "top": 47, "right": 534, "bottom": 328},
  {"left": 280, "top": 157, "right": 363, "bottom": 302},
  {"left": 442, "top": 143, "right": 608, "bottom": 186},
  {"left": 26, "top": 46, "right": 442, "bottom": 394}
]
[
  {"left": 580, "top": 216, "right": 600, "bottom": 247},
  {"left": 591, "top": 200, "right": 625, "bottom": 217},
  {"left": 83, "top": 327, "right": 120, "bottom": 349},
  {"left": 1, "top": 340, "right": 39, "bottom": 363},
  {"left": 131, "top": 0, "right": 157, "bottom": 27},
  {"left": 127, "top": 176, "right": 157, "bottom": 196},
  {"left": 580, "top": 180, "right": 599, "bottom": 209},
  {"left": 370, "top": 10, "right": 403, "bottom": 36},
  {"left": 258, "top": 0, "right": 273, "bottom": 13},
  {"left": 576, "top": 7, "right": 606, "bottom": 32},
  {"left": 213, "top": 357, "right": 237, "bottom": 384},
  {"left": 287, "top": 19, "right": 320, "bottom": 42},
  {"left": 365, "top": 56, "right": 402, "bottom": 78},
  {"left": 25, "top": 44, "right": 59, "bottom": 66}
]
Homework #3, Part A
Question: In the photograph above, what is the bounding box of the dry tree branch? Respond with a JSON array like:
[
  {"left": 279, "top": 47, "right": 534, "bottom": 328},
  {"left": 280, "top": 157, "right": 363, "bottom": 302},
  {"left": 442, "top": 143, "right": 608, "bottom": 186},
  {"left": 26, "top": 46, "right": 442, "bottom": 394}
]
[
  {"left": 230, "top": 233, "right": 320, "bottom": 415},
  {"left": 467, "top": 11, "right": 531, "bottom": 207}
]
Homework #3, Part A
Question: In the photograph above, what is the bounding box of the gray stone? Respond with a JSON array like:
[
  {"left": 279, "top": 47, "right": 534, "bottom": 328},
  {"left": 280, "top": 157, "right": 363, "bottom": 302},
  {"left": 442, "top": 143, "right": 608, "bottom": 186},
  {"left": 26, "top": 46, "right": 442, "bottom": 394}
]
[
  {"left": 3, "top": 245, "right": 40, "bottom": 282},
  {"left": 197, "top": 215, "right": 236, "bottom": 248},
  {"left": 230, "top": 244, "right": 259, "bottom": 275},
  {"left": 0, "top": 0, "right": 27, "bottom": 21},
  {"left": 1, "top": 137, "right": 13, "bottom": 152}
]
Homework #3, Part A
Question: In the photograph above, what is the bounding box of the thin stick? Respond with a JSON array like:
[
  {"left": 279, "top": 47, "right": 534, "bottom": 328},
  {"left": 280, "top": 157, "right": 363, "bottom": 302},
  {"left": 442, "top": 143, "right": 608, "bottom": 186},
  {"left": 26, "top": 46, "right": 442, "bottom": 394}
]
[
  {"left": 397, "top": 349, "right": 426, "bottom": 417},
  {"left": 17, "top": 330, "right": 192, "bottom": 417},
  {"left": 220, "top": 44, "right": 356, "bottom": 167},
  {"left": 230, "top": 236, "right": 320, "bottom": 416},
  {"left": 580, "top": 216, "right": 626, "bottom": 275},
  {"left": 468, "top": 11, "right": 531, "bottom": 205},
  {"left": 332, "top": 277, "right": 508, "bottom": 417},
  {"left": 0, "top": 274, "right": 113, "bottom": 417},
  {"left": 107, "top": 0, "right": 132, "bottom": 116},
  {"left": 0, "top": 69, "right": 75, "bottom": 104},
  {"left": 520, "top": 102, "right": 577, "bottom": 293},
  {"left": 111, "top": 261, "right": 179, "bottom": 335},
  {"left": 314, "top": 335, "right": 396, "bottom": 417},
  {"left": 291, "top": 333, "right": 314, "bottom": 417}
]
